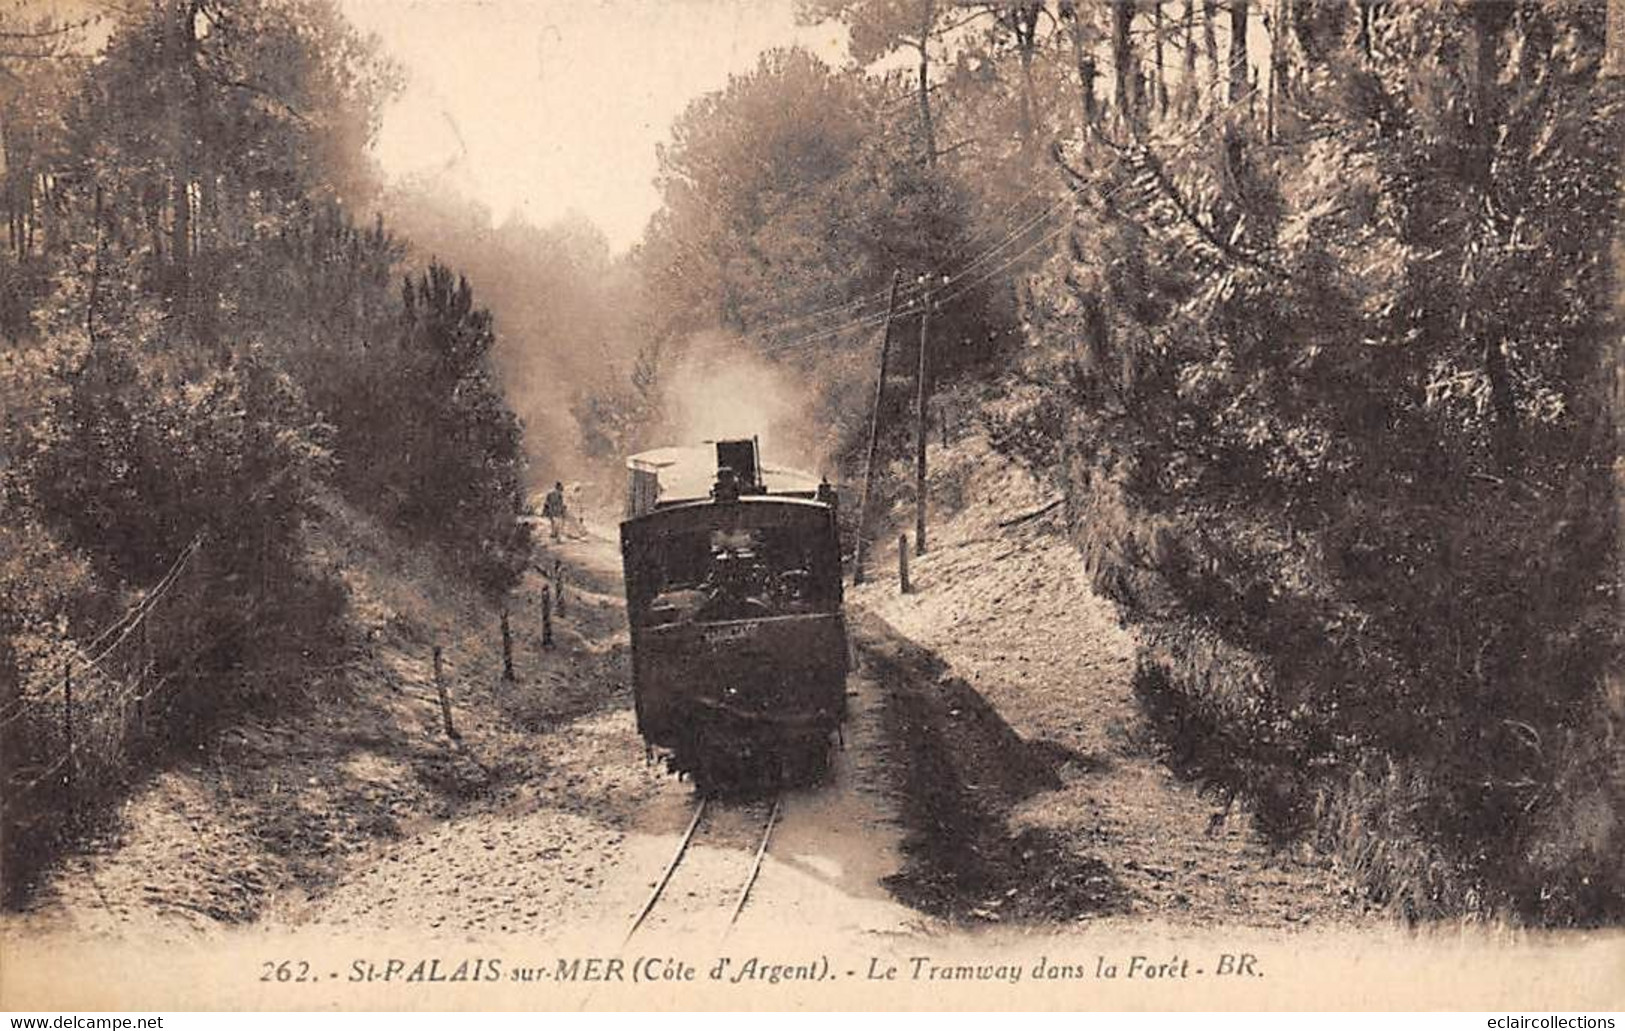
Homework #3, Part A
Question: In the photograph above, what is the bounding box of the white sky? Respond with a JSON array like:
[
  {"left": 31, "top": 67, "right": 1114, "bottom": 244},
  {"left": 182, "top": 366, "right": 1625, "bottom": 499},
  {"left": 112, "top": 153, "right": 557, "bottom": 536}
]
[{"left": 339, "top": 0, "right": 850, "bottom": 253}]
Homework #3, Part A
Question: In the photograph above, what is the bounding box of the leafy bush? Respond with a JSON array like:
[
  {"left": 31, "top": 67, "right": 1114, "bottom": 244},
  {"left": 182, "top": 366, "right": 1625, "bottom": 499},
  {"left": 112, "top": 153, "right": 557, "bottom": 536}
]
[
  {"left": 0, "top": 0, "right": 530, "bottom": 901},
  {"left": 1009, "top": 2, "right": 1623, "bottom": 924}
]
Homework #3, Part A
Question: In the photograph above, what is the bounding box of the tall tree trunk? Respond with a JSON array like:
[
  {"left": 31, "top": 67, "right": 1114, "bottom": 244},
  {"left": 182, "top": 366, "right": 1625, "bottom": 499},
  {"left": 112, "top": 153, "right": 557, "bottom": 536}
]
[
  {"left": 1263, "top": 2, "right": 1276, "bottom": 139},
  {"left": 1202, "top": 0, "right": 1220, "bottom": 111},
  {"left": 41, "top": 174, "right": 59, "bottom": 255},
  {"left": 916, "top": 0, "right": 937, "bottom": 166},
  {"left": 1182, "top": 0, "right": 1198, "bottom": 115},
  {"left": 1264, "top": 0, "right": 1291, "bottom": 138},
  {"left": 1471, "top": 1, "right": 1519, "bottom": 472},
  {"left": 1271, "top": 0, "right": 1291, "bottom": 104},
  {"left": 20, "top": 171, "right": 32, "bottom": 259},
  {"left": 2, "top": 115, "right": 12, "bottom": 261},
  {"left": 166, "top": 0, "right": 198, "bottom": 319},
  {"left": 1607, "top": 0, "right": 1625, "bottom": 734},
  {"left": 1355, "top": 0, "right": 1375, "bottom": 58},
  {"left": 1607, "top": 0, "right": 1624, "bottom": 604},
  {"left": 1015, "top": 3, "right": 1041, "bottom": 149},
  {"left": 1111, "top": 0, "right": 1135, "bottom": 128},
  {"left": 1228, "top": 0, "right": 1250, "bottom": 107},
  {"left": 87, "top": 184, "right": 103, "bottom": 345},
  {"left": 1153, "top": 0, "right": 1169, "bottom": 118},
  {"left": 170, "top": 177, "right": 191, "bottom": 309},
  {"left": 1019, "top": 45, "right": 1037, "bottom": 139},
  {"left": 1064, "top": 2, "right": 1099, "bottom": 132}
]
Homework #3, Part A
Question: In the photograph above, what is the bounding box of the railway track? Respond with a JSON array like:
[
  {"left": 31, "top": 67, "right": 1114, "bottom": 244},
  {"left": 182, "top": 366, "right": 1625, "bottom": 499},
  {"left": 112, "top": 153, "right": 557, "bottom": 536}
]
[{"left": 622, "top": 795, "right": 782, "bottom": 945}]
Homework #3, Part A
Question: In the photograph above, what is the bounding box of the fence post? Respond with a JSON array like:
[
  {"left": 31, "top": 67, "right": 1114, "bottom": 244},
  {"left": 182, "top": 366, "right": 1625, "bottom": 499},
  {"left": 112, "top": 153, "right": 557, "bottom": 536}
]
[
  {"left": 500, "top": 609, "right": 515, "bottom": 682},
  {"left": 432, "top": 645, "right": 459, "bottom": 740},
  {"left": 915, "top": 279, "right": 931, "bottom": 557},
  {"left": 62, "top": 658, "right": 75, "bottom": 818},
  {"left": 898, "top": 534, "right": 911, "bottom": 595},
  {"left": 557, "top": 567, "right": 567, "bottom": 617},
  {"left": 541, "top": 586, "right": 555, "bottom": 650}
]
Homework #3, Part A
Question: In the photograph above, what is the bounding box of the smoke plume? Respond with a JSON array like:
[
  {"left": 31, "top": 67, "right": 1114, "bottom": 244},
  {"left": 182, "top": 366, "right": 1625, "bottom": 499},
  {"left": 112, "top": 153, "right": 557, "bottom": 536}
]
[{"left": 657, "top": 331, "right": 828, "bottom": 478}]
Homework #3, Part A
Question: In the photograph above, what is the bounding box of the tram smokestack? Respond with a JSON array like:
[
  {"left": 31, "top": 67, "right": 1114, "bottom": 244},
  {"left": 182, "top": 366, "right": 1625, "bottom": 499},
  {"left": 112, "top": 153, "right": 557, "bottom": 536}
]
[{"left": 715, "top": 438, "right": 762, "bottom": 493}]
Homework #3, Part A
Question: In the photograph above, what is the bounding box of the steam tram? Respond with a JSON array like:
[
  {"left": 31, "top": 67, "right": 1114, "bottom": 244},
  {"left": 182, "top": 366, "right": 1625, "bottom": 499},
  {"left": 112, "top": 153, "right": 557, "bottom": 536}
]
[{"left": 619, "top": 439, "right": 847, "bottom": 793}]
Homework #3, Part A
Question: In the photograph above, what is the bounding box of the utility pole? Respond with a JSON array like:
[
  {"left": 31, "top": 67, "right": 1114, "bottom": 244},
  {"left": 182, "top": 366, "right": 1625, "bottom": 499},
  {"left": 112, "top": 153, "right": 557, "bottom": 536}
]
[
  {"left": 854, "top": 270, "right": 902, "bottom": 585},
  {"left": 432, "top": 644, "right": 459, "bottom": 740},
  {"left": 915, "top": 275, "right": 932, "bottom": 556},
  {"left": 500, "top": 608, "right": 515, "bottom": 682}
]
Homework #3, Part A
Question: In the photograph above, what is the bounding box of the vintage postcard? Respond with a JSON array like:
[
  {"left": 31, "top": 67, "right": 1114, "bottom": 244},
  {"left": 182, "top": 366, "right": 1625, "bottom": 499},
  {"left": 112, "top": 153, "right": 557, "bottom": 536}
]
[{"left": 1, "top": 0, "right": 1622, "bottom": 1013}]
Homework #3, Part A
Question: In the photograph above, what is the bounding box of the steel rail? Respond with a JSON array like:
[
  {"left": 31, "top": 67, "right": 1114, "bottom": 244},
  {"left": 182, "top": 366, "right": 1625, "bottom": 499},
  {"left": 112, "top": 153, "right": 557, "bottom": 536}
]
[
  {"left": 622, "top": 791, "right": 784, "bottom": 947},
  {"left": 623, "top": 796, "right": 709, "bottom": 945},
  {"left": 725, "top": 796, "right": 782, "bottom": 929}
]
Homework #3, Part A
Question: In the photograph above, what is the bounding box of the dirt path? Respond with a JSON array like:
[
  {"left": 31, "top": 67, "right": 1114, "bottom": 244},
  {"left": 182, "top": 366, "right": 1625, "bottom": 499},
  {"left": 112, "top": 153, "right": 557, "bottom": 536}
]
[
  {"left": 12, "top": 516, "right": 911, "bottom": 948},
  {"left": 299, "top": 522, "right": 922, "bottom": 944},
  {"left": 6, "top": 458, "right": 1369, "bottom": 947},
  {"left": 619, "top": 647, "right": 922, "bottom": 945},
  {"left": 0, "top": 512, "right": 646, "bottom": 943},
  {"left": 851, "top": 435, "right": 1371, "bottom": 930}
]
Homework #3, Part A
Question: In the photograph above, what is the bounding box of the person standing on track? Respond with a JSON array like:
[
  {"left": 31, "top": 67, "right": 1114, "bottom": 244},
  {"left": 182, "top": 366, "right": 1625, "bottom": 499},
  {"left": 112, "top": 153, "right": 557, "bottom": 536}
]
[{"left": 543, "top": 481, "right": 567, "bottom": 542}]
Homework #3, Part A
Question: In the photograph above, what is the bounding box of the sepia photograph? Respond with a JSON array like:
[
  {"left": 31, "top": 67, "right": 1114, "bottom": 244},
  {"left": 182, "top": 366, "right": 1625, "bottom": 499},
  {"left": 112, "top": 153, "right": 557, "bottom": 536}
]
[{"left": 0, "top": 0, "right": 1622, "bottom": 1014}]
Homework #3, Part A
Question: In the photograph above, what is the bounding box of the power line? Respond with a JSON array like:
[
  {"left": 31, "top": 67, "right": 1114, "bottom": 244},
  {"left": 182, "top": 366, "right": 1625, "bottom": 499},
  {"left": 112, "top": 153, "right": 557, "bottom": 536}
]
[
  {"left": 663, "top": 69, "right": 1264, "bottom": 372},
  {"left": 928, "top": 82, "right": 1269, "bottom": 320},
  {"left": 675, "top": 202, "right": 1066, "bottom": 368},
  {"left": 936, "top": 222, "right": 1070, "bottom": 310},
  {"left": 660, "top": 176, "right": 1062, "bottom": 355},
  {"left": 7, "top": 745, "right": 76, "bottom": 799}
]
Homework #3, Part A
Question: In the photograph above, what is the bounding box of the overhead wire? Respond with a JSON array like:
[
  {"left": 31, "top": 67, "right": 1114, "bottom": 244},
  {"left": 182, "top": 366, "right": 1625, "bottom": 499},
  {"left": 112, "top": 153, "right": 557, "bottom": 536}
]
[
  {"left": 673, "top": 194, "right": 1071, "bottom": 372},
  {"left": 79, "top": 533, "right": 204, "bottom": 659},
  {"left": 928, "top": 79, "right": 1266, "bottom": 318},
  {"left": 759, "top": 75, "right": 1266, "bottom": 361},
  {"left": 677, "top": 68, "right": 1257, "bottom": 368},
  {"left": 659, "top": 115, "right": 1077, "bottom": 356},
  {"left": 662, "top": 52, "right": 1234, "bottom": 360}
]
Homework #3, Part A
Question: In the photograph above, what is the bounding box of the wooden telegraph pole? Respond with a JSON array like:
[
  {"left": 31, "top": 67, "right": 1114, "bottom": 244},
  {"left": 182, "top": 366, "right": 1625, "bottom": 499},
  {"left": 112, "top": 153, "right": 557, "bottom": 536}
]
[
  {"left": 62, "top": 659, "right": 74, "bottom": 817},
  {"left": 500, "top": 608, "right": 515, "bottom": 682},
  {"left": 898, "top": 534, "right": 911, "bottom": 594},
  {"left": 432, "top": 645, "right": 459, "bottom": 740},
  {"left": 854, "top": 270, "right": 903, "bottom": 585},
  {"left": 915, "top": 275, "right": 932, "bottom": 556},
  {"left": 541, "top": 585, "right": 554, "bottom": 650}
]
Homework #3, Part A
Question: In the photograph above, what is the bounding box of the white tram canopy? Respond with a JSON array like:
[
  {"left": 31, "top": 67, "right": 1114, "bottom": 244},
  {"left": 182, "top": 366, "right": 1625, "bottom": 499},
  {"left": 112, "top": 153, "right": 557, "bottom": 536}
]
[{"left": 624, "top": 442, "right": 823, "bottom": 518}]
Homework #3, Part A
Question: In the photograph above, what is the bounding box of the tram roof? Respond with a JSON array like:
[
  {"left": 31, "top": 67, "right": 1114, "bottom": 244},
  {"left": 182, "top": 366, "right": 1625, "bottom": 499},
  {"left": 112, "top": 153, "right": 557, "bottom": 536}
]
[
  {"left": 620, "top": 493, "right": 834, "bottom": 536},
  {"left": 626, "top": 444, "right": 823, "bottom": 504}
]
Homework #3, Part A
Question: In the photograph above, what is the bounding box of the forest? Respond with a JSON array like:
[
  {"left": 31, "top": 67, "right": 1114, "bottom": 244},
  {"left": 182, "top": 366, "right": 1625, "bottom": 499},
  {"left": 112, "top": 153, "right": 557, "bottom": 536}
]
[
  {"left": 0, "top": 0, "right": 531, "bottom": 894},
  {"left": 1, "top": 0, "right": 1621, "bottom": 928},
  {"left": 576, "top": 0, "right": 1624, "bottom": 925}
]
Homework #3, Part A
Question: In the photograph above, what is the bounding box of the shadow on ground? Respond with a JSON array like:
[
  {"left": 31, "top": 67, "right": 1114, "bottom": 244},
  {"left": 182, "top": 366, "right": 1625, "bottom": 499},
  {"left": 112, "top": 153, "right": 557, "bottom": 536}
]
[{"left": 850, "top": 608, "right": 1126, "bottom": 924}]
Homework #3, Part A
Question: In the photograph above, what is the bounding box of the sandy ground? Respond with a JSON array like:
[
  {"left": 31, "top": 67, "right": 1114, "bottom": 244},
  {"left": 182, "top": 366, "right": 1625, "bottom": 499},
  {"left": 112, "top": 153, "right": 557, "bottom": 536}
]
[
  {"left": 290, "top": 662, "right": 921, "bottom": 945},
  {"left": 263, "top": 520, "right": 924, "bottom": 948},
  {"left": 2, "top": 511, "right": 649, "bottom": 943},
  {"left": 3, "top": 513, "right": 927, "bottom": 950},
  {"left": 852, "top": 434, "right": 1373, "bottom": 930},
  {"left": 5, "top": 437, "right": 1373, "bottom": 950}
]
